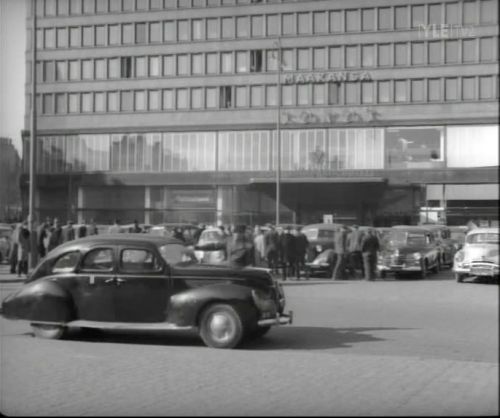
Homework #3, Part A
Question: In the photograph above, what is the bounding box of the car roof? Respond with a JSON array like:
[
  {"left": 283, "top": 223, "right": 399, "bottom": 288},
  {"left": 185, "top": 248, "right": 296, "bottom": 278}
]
[
  {"left": 466, "top": 227, "right": 499, "bottom": 235},
  {"left": 47, "top": 234, "right": 184, "bottom": 257},
  {"left": 391, "top": 225, "right": 433, "bottom": 233}
]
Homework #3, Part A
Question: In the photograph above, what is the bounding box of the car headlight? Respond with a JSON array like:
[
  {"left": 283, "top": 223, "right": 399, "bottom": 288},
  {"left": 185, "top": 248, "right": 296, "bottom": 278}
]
[
  {"left": 454, "top": 251, "right": 465, "bottom": 263},
  {"left": 411, "top": 252, "right": 421, "bottom": 260}
]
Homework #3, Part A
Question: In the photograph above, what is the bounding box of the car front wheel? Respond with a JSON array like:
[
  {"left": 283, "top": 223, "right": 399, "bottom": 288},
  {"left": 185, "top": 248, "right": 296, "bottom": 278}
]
[
  {"left": 455, "top": 273, "right": 466, "bottom": 283},
  {"left": 199, "top": 304, "right": 245, "bottom": 349},
  {"left": 31, "top": 323, "right": 66, "bottom": 339}
]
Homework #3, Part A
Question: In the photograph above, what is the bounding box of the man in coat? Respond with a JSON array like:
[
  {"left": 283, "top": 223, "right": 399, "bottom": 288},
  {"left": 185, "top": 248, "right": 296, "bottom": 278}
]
[
  {"left": 280, "top": 227, "right": 296, "bottom": 280},
  {"left": 294, "top": 227, "right": 309, "bottom": 280},
  {"left": 361, "top": 228, "right": 381, "bottom": 281},
  {"left": 47, "top": 218, "right": 63, "bottom": 251},
  {"left": 331, "top": 225, "right": 349, "bottom": 280}
]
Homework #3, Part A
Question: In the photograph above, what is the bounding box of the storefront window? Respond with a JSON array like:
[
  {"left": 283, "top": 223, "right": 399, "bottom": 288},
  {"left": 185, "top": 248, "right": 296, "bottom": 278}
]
[
  {"left": 385, "top": 127, "right": 444, "bottom": 169},
  {"left": 163, "top": 133, "right": 216, "bottom": 171},
  {"left": 219, "top": 131, "right": 271, "bottom": 171},
  {"left": 446, "top": 125, "right": 499, "bottom": 167}
]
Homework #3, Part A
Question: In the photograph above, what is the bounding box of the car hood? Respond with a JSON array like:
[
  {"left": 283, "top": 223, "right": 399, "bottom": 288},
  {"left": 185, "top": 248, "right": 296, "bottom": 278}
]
[
  {"left": 462, "top": 244, "right": 499, "bottom": 263},
  {"left": 170, "top": 262, "right": 274, "bottom": 286},
  {"left": 382, "top": 244, "right": 429, "bottom": 255}
]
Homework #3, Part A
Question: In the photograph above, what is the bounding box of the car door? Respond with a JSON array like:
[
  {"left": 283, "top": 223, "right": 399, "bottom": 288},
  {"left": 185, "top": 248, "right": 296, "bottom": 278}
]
[
  {"left": 73, "top": 246, "right": 117, "bottom": 322},
  {"left": 113, "top": 246, "right": 169, "bottom": 323}
]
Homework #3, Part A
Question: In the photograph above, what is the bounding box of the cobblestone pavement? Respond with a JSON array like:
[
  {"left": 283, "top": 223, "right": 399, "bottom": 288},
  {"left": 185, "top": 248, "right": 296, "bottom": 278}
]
[{"left": 0, "top": 265, "right": 498, "bottom": 416}]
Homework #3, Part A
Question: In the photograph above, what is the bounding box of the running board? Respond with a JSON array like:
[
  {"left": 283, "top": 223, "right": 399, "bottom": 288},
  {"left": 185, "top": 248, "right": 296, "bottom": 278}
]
[{"left": 66, "top": 320, "right": 195, "bottom": 331}]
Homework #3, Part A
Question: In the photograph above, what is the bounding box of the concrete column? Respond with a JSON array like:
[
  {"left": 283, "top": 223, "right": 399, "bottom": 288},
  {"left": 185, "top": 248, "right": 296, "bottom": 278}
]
[
  {"left": 144, "top": 186, "right": 151, "bottom": 225},
  {"left": 77, "top": 187, "right": 84, "bottom": 224},
  {"left": 216, "top": 186, "right": 224, "bottom": 226}
]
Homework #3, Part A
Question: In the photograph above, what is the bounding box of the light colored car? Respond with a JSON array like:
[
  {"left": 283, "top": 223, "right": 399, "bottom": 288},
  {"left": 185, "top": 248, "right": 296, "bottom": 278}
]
[
  {"left": 194, "top": 227, "right": 227, "bottom": 264},
  {"left": 453, "top": 227, "right": 499, "bottom": 283}
]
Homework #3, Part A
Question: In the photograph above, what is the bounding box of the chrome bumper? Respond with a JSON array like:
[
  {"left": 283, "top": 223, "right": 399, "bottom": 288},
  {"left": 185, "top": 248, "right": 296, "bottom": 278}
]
[{"left": 258, "top": 310, "right": 293, "bottom": 327}]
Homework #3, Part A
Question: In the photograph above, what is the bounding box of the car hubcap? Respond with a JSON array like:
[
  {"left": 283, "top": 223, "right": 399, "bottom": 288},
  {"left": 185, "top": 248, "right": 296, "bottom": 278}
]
[{"left": 208, "top": 312, "right": 236, "bottom": 343}]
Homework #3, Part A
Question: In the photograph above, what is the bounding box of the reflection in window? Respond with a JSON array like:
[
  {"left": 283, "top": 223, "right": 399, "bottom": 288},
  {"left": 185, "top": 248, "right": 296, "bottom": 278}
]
[
  {"left": 163, "top": 133, "right": 216, "bottom": 172},
  {"left": 385, "top": 127, "right": 444, "bottom": 169},
  {"left": 446, "top": 125, "right": 499, "bottom": 167},
  {"left": 219, "top": 131, "right": 271, "bottom": 171}
]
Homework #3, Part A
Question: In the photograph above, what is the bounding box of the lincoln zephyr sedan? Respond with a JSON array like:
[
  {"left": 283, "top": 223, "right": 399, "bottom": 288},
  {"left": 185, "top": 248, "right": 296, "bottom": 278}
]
[
  {"left": 1, "top": 235, "right": 292, "bottom": 349},
  {"left": 453, "top": 227, "right": 499, "bottom": 283}
]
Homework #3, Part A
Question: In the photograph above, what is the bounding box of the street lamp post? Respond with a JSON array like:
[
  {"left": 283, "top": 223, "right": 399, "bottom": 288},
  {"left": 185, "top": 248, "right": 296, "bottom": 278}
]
[
  {"left": 29, "top": 0, "right": 37, "bottom": 268},
  {"left": 274, "top": 39, "right": 282, "bottom": 226}
]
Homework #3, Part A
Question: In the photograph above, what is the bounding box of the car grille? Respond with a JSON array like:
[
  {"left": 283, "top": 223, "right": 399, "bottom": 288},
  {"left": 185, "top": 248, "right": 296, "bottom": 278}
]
[
  {"left": 382, "top": 255, "right": 406, "bottom": 265},
  {"left": 470, "top": 262, "right": 497, "bottom": 276}
]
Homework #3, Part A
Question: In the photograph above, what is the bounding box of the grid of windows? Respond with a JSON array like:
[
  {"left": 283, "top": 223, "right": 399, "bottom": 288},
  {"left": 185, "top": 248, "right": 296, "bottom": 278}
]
[
  {"left": 35, "top": 36, "right": 499, "bottom": 85},
  {"left": 35, "top": 74, "right": 499, "bottom": 116},
  {"left": 33, "top": 1, "right": 498, "bottom": 49}
]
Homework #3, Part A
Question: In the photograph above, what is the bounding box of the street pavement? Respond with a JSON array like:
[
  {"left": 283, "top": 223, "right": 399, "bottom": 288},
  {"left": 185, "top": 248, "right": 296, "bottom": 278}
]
[{"left": 0, "top": 263, "right": 498, "bottom": 416}]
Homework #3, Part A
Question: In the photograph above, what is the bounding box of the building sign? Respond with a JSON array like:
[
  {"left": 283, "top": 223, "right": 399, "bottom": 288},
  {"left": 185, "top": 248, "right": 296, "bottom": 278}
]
[
  {"left": 417, "top": 24, "right": 475, "bottom": 39},
  {"left": 169, "top": 189, "right": 215, "bottom": 208},
  {"left": 282, "top": 107, "right": 382, "bottom": 125},
  {"left": 283, "top": 71, "right": 373, "bottom": 84}
]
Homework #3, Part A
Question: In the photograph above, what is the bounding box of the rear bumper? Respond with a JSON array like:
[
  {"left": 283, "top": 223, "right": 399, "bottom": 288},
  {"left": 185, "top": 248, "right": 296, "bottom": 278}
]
[{"left": 258, "top": 310, "right": 293, "bottom": 327}]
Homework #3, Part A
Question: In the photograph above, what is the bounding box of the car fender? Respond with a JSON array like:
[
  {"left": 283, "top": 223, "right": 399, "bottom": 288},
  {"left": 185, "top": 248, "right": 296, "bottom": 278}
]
[
  {"left": 1, "top": 278, "right": 75, "bottom": 323},
  {"left": 167, "top": 283, "right": 255, "bottom": 327}
]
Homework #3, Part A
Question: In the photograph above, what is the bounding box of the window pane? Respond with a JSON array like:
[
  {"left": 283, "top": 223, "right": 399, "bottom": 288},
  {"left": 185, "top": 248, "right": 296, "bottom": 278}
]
[
  {"left": 330, "top": 10, "right": 342, "bottom": 32},
  {"left": 282, "top": 85, "right": 294, "bottom": 106},
  {"left": 221, "top": 52, "right": 233, "bottom": 73},
  {"left": 479, "top": 76, "right": 494, "bottom": 99},
  {"left": 345, "top": 9, "right": 359, "bottom": 31},
  {"left": 361, "top": 81, "right": 374, "bottom": 103},
  {"left": 121, "top": 91, "right": 133, "bottom": 111},
  {"left": 178, "top": 20, "right": 189, "bottom": 41},
  {"left": 328, "top": 83, "right": 340, "bottom": 104},
  {"left": 109, "top": 24, "right": 120, "bottom": 45},
  {"left": 81, "top": 92, "right": 92, "bottom": 112},
  {"left": 222, "top": 17, "right": 234, "bottom": 38},
  {"left": 361, "top": 45, "right": 374, "bottom": 67},
  {"left": 428, "top": 41, "right": 441, "bottom": 64},
  {"left": 192, "top": 19, "right": 204, "bottom": 40},
  {"left": 395, "top": 43, "right": 407, "bottom": 66},
  {"left": 313, "top": 48, "right": 326, "bottom": 69},
  {"left": 298, "top": 12, "right": 310, "bottom": 34},
  {"left": 463, "top": 1, "right": 477, "bottom": 24},
  {"left": 266, "top": 85, "right": 277, "bottom": 106},
  {"left": 95, "top": 92, "right": 105, "bottom": 112},
  {"left": 411, "top": 42, "right": 425, "bottom": 65},
  {"left": 345, "top": 82, "right": 359, "bottom": 104},
  {"left": 378, "top": 7, "right": 391, "bottom": 30},
  {"left": 83, "top": 0, "right": 94, "bottom": 14},
  {"left": 235, "top": 86, "right": 247, "bottom": 107},
  {"left": 43, "top": 94, "right": 53, "bottom": 114},
  {"left": 108, "top": 91, "right": 119, "bottom": 111},
  {"left": 191, "top": 88, "right": 203, "bottom": 109},
  {"left": 45, "top": 28, "right": 55, "bottom": 48},
  {"left": 69, "top": 93, "right": 79, "bottom": 112},
  {"left": 109, "top": 57, "right": 120, "bottom": 78},
  {"left": 207, "top": 18, "right": 218, "bottom": 39},
  {"left": 70, "top": 27, "right": 80, "bottom": 47},
  {"left": 313, "top": 12, "right": 327, "bottom": 33},
  {"left": 163, "top": 55, "right": 175, "bottom": 76},
  {"left": 136, "top": 56, "right": 147, "bottom": 77},
  {"left": 206, "top": 53, "right": 217, "bottom": 74},
  {"left": 163, "top": 89, "right": 174, "bottom": 109},
  {"left": 362, "top": 9, "right": 375, "bottom": 31},
  {"left": 412, "top": 5, "right": 425, "bottom": 28},
  {"left": 267, "top": 14, "right": 279, "bottom": 36},
  {"left": 95, "top": 58, "right": 106, "bottom": 79},
  {"left": 69, "top": 60, "right": 79, "bottom": 80},
  {"left": 123, "top": 23, "right": 134, "bottom": 44},
  {"left": 96, "top": 0, "right": 108, "bottom": 12},
  {"left": 297, "top": 84, "right": 309, "bottom": 105},
  {"left": 164, "top": 21, "right": 175, "bottom": 41},
  {"left": 191, "top": 54, "right": 203, "bottom": 75},
  {"left": 445, "top": 2, "right": 459, "bottom": 24},
  {"left": 250, "top": 85, "right": 263, "bottom": 107},
  {"left": 95, "top": 25, "right": 106, "bottom": 46},
  {"left": 82, "top": 26, "right": 93, "bottom": 46},
  {"left": 82, "top": 59, "right": 92, "bottom": 79},
  {"left": 206, "top": 87, "right": 217, "bottom": 108},
  {"left": 136, "top": 22, "right": 146, "bottom": 43},
  {"left": 445, "top": 40, "right": 458, "bottom": 63},
  {"left": 313, "top": 84, "right": 325, "bottom": 104},
  {"left": 236, "top": 16, "right": 249, "bottom": 38},
  {"left": 462, "top": 39, "right": 476, "bottom": 62},
  {"left": 378, "top": 44, "right": 391, "bottom": 66},
  {"left": 345, "top": 45, "right": 358, "bottom": 68},
  {"left": 378, "top": 81, "right": 391, "bottom": 103},
  {"left": 429, "top": 4, "right": 442, "bottom": 24},
  {"left": 149, "top": 90, "right": 160, "bottom": 110},
  {"left": 149, "top": 56, "right": 160, "bottom": 76},
  {"left": 395, "top": 6, "right": 408, "bottom": 29},
  {"left": 282, "top": 13, "right": 294, "bottom": 35},
  {"left": 55, "top": 93, "right": 66, "bottom": 113},
  {"left": 329, "top": 46, "right": 342, "bottom": 68},
  {"left": 56, "top": 28, "right": 68, "bottom": 48},
  {"left": 56, "top": 61, "right": 67, "bottom": 81},
  {"left": 297, "top": 49, "right": 310, "bottom": 70},
  {"left": 150, "top": 22, "right": 162, "bottom": 43},
  {"left": 445, "top": 78, "right": 458, "bottom": 100},
  {"left": 177, "top": 89, "right": 188, "bottom": 109},
  {"left": 480, "top": 37, "right": 495, "bottom": 61},
  {"left": 251, "top": 15, "right": 263, "bottom": 37},
  {"left": 462, "top": 77, "right": 475, "bottom": 100},
  {"left": 428, "top": 79, "right": 441, "bottom": 101},
  {"left": 177, "top": 54, "right": 189, "bottom": 75},
  {"left": 479, "top": 0, "right": 497, "bottom": 23},
  {"left": 411, "top": 79, "right": 424, "bottom": 101},
  {"left": 395, "top": 80, "right": 407, "bottom": 102},
  {"left": 236, "top": 51, "right": 248, "bottom": 73},
  {"left": 135, "top": 91, "right": 146, "bottom": 111}
]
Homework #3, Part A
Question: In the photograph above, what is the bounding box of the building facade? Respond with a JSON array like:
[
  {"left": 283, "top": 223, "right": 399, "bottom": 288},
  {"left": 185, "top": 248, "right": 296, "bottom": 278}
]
[
  {"left": 0, "top": 138, "right": 22, "bottom": 222},
  {"left": 22, "top": 0, "right": 499, "bottom": 226}
]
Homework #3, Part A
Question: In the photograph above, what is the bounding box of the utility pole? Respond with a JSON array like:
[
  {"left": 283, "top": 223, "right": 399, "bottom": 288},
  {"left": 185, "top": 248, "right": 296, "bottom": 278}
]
[
  {"left": 274, "top": 38, "right": 282, "bottom": 226},
  {"left": 29, "top": 0, "right": 37, "bottom": 268}
]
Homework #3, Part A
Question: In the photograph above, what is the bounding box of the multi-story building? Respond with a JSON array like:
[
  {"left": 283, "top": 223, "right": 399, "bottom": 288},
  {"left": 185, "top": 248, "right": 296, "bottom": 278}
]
[
  {"left": 22, "top": 0, "right": 499, "bottom": 226},
  {"left": 0, "top": 137, "right": 22, "bottom": 222}
]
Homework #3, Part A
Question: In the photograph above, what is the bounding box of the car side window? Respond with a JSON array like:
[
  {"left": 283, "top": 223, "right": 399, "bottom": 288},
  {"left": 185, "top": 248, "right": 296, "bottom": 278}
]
[
  {"left": 81, "top": 248, "right": 114, "bottom": 271},
  {"left": 120, "top": 249, "right": 162, "bottom": 273},
  {"left": 52, "top": 251, "right": 80, "bottom": 274}
]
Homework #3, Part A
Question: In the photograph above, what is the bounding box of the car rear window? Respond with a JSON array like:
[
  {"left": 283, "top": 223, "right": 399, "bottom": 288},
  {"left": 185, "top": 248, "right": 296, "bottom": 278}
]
[{"left": 466, "top": 233, "right": 499, "bottom": 244}]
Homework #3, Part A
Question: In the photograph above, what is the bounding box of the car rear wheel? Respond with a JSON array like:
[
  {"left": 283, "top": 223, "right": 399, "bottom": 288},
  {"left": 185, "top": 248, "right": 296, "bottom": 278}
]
[
  {"left": 31, "top": 323, "right": 66, "bottom": 339},
  {"left": 199, "top": 304, "right": 245, "bottom": 349}
]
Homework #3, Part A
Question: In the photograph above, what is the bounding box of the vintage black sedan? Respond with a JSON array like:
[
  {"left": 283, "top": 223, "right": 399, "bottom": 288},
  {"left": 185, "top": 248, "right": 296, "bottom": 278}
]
[
  {"left": 377, "top": 226, "right": 441, "bottom": 279},
  {"left": 1, "top": 235, "right": 292, "bottom": 349}
]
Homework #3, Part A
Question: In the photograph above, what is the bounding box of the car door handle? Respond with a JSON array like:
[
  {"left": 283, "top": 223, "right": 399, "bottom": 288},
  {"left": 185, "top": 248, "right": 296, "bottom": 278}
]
[{"left": 104, "top": 277, "right": 116, "bottom": 283}]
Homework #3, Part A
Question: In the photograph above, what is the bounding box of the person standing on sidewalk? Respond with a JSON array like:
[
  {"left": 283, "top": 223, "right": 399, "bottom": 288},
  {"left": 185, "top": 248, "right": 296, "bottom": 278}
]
[
  {"left": 17, "top": 221, "right": 31, "bottom": 277},
  {"left": 253, "top": 226, "right": 266, "bottom": 267},
  {"left": 331, "top": 225, "right": 349, "bottom": 280},
  {"left": 36, "top": 218, "right": 50, "bottom": 259},
  {"left": 294, "top": 227, "right": 309, "bottom": 280},
  {"left": 347, "top": 225, "right": 364, "bottom": 279},
  {"left": 9, "top": 223, "right": 21, "bottom": 274},
  {"left": 48, "top": 218, "right": 63, "bottom": 251},
  {"left": 281, "top": 227, "right": 296, "bottom": 280},
  {"left": 361, "top": 228, "right": 380, "bottom": 281}
]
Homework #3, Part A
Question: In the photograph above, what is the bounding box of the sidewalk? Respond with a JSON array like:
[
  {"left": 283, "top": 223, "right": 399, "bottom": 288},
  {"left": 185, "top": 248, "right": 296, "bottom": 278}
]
[{"left": 0, "top": 265, "right": 27, "bottom": 283}]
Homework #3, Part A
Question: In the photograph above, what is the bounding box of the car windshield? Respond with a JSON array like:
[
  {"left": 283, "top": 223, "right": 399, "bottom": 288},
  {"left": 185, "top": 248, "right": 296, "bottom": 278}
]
[
  {"left": 389, "top": 230, "right": 428, "bottom": 246},
  {"left": 158, "top": 243, "right": 197, "bottom": 265},
  {"left": 466, "top": 233, "right": 499, "bottom": 244},
  {"left": 450, "top": 231, "right": 466, "bottom": 243},
  {"left": 199, "top": 231, "right": 223, "bottom": 243}
]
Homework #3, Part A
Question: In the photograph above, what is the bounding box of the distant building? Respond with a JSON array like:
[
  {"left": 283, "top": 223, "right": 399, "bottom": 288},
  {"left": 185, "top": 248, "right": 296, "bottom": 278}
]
[
  {"left": 22, "top": 0, "right": 498, "bottom": 226},
  {"left": 0, "top": 137, "right": 21, "bottom": 221}
]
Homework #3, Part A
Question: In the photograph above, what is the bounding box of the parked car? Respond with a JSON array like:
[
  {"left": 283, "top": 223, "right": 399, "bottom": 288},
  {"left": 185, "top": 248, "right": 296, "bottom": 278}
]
[
  {"left": 448, "top": 226, "right": 469, "bottom": 251},
  {"left": 149, "top": 223, "right": 201, "bottom": 246},
  {"left": 304, "top": 248, "right": 335, "bottom": 278},
  {"left": 0, "top": 234, "right": 292, "bottom": 348},
  {"left": 375, "top": 227, "right": 392, "bottom": 250},
  {"left": 377, "top": 226, "right": 441, "bottom": 279},
  {"left": 418, "top": 224, "right": 457, "bottom": 267},
  {"left": 453, "top": 227, "right": 499, "bottom": 283},
  {"left": 0, "top": 225, "right": 12, "bottom": 264},
  {"left": 194, "top": 227, "right": 227, "bottom": 264},
  {"left": 301, "top": 223, "right": 343, "bottom": 261}
]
